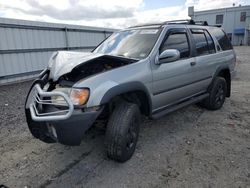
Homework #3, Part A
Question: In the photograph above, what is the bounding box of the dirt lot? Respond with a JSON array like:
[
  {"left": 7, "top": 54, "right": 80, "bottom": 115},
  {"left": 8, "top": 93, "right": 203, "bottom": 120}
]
[{"left": 0, "top": 47, "right": 250, "bottom": 188}]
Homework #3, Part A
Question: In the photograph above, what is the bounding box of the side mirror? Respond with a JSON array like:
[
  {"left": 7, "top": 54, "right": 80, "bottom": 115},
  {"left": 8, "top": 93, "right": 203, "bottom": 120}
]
[{"left": 156, "top": 49, "right": 180, "bottom": 64}]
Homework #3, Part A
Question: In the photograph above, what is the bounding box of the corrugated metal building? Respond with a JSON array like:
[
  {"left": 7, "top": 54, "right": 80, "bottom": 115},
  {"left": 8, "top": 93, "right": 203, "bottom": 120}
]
[
  {"left": 0, "top": 18, "right": 116, "bottom": 84},
  {"left": 188, "top": 5, "right": 250, "bottom": 46}
]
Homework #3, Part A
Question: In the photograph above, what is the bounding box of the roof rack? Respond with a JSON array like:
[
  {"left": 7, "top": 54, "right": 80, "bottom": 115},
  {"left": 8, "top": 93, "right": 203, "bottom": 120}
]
[
  {"left": 192, "top": 20, "right": 208, "bottom": 26},
  {"left": 164, "top": 19, "right": 194, "bottom": 25},
  {"left": 210, "top": 25, "right": 222, "bottom": 28},
  {"left": 164, "top": 19, "right": 208, "bottom": 26},
  {"left": 129, "top": 19, "right": 210, "bottom": 29},
  {"left": 128, "top": 23, "right": 162, "bottom": 28}
]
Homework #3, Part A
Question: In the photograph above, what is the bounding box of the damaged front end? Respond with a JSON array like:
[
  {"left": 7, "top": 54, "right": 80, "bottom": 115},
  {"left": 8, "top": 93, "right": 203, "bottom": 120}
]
[
  {"left": 25, "top": 51, "right": 138, "bottom": 146},
  {"left": 25, "top": 72, "right": 101, "bottom": 145},
  {"left": 25, "top": 70, "right": 102, "bottom": 146},
  {"left": 49, "top": 51, "right": 138, "bottom": 83}
]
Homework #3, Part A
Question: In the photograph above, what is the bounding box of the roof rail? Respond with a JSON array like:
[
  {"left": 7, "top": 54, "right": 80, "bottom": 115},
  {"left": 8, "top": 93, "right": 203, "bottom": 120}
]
[
  {"left": 164, "top": 19, "right": 208, "bottom": 26},
  {"left": 128, "top": 19, "right": 211, "bottom": 29},
  {"left": 193, "top": 21, "right": 208, "bottom": 26},
  {"left": 128, "top": 23, "right": 162, "bottom": 28},
  {"left": 164, "top": 19, "right": 195, "bottom": 25},
  {"left": 210, "top": 25, "right": 222, "bottom": 27}
]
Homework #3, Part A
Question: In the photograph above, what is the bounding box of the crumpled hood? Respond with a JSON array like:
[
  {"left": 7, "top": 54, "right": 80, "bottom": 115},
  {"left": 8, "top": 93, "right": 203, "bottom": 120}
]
[{"left": 48, "top": 51, "right": 103, "bottom": 81}]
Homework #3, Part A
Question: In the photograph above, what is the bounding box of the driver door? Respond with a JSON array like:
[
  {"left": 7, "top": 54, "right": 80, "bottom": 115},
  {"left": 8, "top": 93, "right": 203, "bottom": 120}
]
[{"left": 151, "top": 28, "right": 202, "bottom": 112}]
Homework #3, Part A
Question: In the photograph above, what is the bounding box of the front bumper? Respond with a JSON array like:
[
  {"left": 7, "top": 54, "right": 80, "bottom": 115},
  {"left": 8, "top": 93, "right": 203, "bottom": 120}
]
[
  {"left": 25, "top": 81, "right": 101, "bottom": 146},
  {"left": 25, "top": 108, "right": 100, "bottom": 145}
]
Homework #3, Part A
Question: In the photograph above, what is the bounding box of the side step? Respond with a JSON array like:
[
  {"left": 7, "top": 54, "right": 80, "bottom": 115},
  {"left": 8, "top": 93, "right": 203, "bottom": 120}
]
[{"left": 151, "top": 93, "right": 209, "bottom": 119}]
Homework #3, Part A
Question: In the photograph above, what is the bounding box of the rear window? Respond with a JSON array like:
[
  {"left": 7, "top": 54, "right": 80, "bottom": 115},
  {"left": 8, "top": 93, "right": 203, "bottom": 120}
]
[{"left": 209, "top": 28, "right": 233, "bottom": 51}]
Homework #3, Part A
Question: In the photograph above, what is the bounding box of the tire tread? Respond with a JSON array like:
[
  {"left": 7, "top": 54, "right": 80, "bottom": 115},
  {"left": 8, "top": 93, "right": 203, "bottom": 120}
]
[{"left": 105, "top": 102, "right": 140, "bottom": 162}]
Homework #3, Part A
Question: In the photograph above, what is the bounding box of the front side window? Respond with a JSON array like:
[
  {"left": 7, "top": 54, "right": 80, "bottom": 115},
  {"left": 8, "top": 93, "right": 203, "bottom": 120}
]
[
  {"left": 94, "top": 28, "right": 162, "bottom": 60},
  {"left": 160, "top": 32, "right": 190, "bottom": 59},
  {"left": 192, "top": 30, "right": 210, "bottom": 56},
  {"left": 216, "top": 14, "right": 223, "bottom": 24}
]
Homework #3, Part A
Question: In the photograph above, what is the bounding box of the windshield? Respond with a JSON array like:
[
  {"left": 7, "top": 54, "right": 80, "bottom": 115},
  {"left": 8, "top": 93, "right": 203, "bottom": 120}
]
[{"left": 94, "top": 28, "right": 162, "bottom": 60}]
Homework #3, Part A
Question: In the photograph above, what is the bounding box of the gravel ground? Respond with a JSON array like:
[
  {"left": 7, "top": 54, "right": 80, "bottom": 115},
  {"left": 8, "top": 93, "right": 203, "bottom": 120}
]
[{"left": 0, "top": 47, "right": 250, "bottom": 188}]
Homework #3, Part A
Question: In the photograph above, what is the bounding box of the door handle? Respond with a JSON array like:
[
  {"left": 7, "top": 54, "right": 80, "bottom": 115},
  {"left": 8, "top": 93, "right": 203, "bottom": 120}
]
[{"left": 190, "top": 62, "right": 196, "bottom": 66}]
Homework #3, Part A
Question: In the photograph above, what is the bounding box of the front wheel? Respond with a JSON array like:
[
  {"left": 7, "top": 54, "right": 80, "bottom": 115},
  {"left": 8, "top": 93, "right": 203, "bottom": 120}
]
[
  {"left": 200, "top": 77, "right": 227, "bottom": 110},
  {"left": 105, "top": 102, "right": 140, "bottom": 162}
]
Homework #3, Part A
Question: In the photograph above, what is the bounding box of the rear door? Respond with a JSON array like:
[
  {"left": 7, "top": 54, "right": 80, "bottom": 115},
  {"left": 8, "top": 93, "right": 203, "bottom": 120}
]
[{"left": 189, "top": 28, "right": 218, "bottom": 91}]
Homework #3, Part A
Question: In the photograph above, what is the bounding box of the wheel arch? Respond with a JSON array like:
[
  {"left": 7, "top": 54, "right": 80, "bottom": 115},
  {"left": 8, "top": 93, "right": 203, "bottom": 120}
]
[
  {"left": 212, "top": 66, "right": 231, "bottom": 97},
  {"left": 100, "top": 82, "right": 152, "bottom": 116}
]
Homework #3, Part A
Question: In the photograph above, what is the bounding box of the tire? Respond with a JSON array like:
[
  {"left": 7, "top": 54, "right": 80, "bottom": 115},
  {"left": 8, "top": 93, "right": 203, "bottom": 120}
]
[
  {"left": 201, "top": 77, "right": 227, "bottom": 110},
  {"left": 105, "top": 101, "right": 140, "bottom": 162}
]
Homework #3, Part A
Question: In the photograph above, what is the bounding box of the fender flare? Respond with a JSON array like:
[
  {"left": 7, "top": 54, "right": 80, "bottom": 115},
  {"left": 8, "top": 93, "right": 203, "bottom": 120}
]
[
  {"left": 213, "top": 65, "right": 230, "bottom": 79},
  {"left": 210, "top": 65, "right": 231, "bottom": 97},
  {"left": 100, "top": 81, "right": 152, "bottom": 113}
]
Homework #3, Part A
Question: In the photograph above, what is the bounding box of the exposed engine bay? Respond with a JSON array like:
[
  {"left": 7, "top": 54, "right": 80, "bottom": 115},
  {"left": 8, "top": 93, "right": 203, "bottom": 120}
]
[{"left": 57, "top": 55, "right": 138, "bottom": 86}]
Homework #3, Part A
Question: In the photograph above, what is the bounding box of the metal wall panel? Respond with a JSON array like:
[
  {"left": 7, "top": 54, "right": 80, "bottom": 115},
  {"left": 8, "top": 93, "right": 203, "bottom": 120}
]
[{"left": 0, "top": 18, "right": 116, "bottom": 84}]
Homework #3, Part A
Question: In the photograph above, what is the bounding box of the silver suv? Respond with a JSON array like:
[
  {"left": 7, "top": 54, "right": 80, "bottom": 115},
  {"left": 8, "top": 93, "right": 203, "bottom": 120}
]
[{"left": 25, "top": 20, "right": 236, "bottom": 162}]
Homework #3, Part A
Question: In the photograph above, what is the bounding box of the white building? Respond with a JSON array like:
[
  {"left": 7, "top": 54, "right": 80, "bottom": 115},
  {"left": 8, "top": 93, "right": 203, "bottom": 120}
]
[{"left": 188, "top": 5, "right": 250, "bottom": 46}]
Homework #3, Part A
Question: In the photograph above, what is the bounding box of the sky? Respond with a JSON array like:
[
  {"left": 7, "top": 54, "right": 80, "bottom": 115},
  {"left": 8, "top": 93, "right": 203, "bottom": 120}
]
[{"left": 0, "top": 0, "right": 250, "bottom": 29}]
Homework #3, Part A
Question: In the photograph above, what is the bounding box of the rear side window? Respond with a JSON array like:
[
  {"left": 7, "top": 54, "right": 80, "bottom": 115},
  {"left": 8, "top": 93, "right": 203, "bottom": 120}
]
[
  {"left": 160, "top": 32, "right": 190, "bottom": 59},
  {"left": 209, "top": 28, "right": 233, "bottom": 51},
  {"left": 204, "top": 30, "right": 216, "bottom": 53},
  {"left": 191, "top": 30, "right": 210, "bottom": 56}
]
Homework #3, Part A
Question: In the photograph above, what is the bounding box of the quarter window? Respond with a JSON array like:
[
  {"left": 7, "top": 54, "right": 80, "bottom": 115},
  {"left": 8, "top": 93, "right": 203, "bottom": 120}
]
[
  {"left": 160, "top": 32, "right": 190, "bottom": 59},
  {"left": 209, "top": 28, "right": 233, "bottom": 51}
]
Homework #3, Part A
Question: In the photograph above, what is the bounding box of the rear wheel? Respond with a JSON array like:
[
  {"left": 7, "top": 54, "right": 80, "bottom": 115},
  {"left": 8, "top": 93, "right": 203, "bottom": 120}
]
[
  {"left": 200, "top": 77, "right": 227, "bottom": 110},
  {"left": 105, "top": 101, "right": 140, "bottom": 162}
]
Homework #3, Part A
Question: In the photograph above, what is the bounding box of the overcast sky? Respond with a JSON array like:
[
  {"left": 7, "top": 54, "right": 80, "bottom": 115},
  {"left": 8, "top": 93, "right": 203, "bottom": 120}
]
[{"left": 0, "top": 0, "right": 250, "bottom": 28}]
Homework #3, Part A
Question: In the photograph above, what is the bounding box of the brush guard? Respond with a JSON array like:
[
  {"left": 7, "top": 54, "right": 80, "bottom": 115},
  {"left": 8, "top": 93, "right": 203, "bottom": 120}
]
[{"left": 28, "top": 84, "right": 74, "bottom": 122}]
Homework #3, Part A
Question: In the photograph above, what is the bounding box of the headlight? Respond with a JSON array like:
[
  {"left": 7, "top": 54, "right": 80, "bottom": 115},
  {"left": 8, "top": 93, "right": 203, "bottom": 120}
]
[
  {"left": 51, "top": 87, "right": 71, "bottom": 106},
  {"left": 51, "top": 87, "right": 89, "bottom": 106},
  {"left": 70, "top": 88, "right": 90, "bottom": 105}
]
